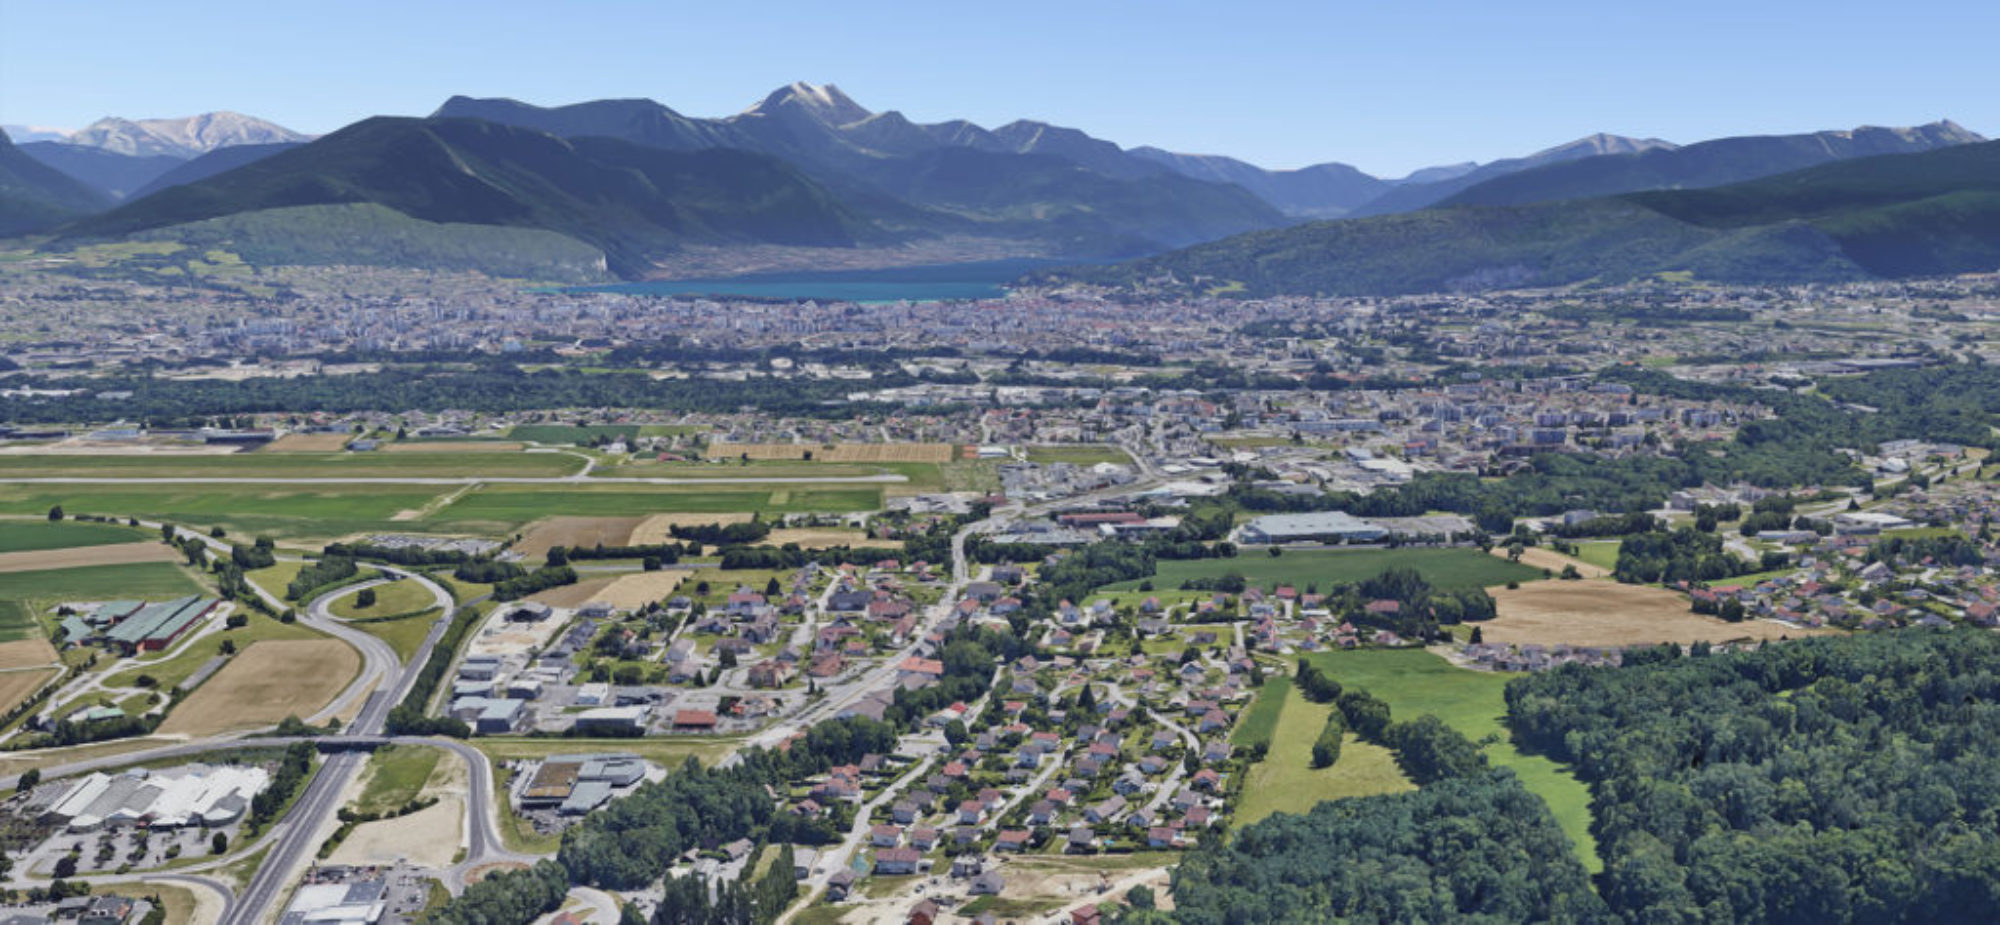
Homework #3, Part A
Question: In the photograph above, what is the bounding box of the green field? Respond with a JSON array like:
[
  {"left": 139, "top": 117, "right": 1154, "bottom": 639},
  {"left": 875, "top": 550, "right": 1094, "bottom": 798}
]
[
  {"left": 0, "top": 562, "right": 205, "bottom": 604},
  {"left": 1298, "top": 649, "right": 1601, "bottom": 871},
  {"left": 1229, "top": 676, "right": 1291, "bottom": 749},
  {"left": 330, "top": 579, "right": 435, "bottom": 619},
  {"left": 0, "top": 600, "right": 35, "bottom": 641},
  {"left": 1572, "top": 541, "right": 1621, "bottom": 571},
  {"left": 1234, "top": 683, "right": 1414, "bottom": 827},
  {"left": 352, "top": 744, "right": 443, "bottom": 815},
  {"left": 507, "top": 424, "right": 639, "bottom": 445},
  {"left": 1023, "top": 445, "right": 1133, "bottom": 466},
  {"left": 432, "top": 485, "right": 883, "bottom": 524},
  {"left": 0, "top": 452, "right": 583, "bottom": 479},
  {"left": 351, "top": 610, "right": 440, "bottom": 662},
  {"left": 0, "top": 520, "right": 151, "bottom": 553},
  {"left": 1102, "top": 547, "right": 1542, "bottom": 593},
  {"left": 595, "top": 459, "right": 881, "bottom": 480}
]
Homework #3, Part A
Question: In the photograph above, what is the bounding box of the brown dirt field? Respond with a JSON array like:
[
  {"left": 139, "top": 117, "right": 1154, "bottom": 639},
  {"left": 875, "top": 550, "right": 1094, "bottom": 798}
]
[
  {"left": 264, "top": 433, "right": 351, "bottom": 452},
  {"left": 707, "top": 442, "right": 954, "bottom": 463},
  {"left": 157, "top": 639, "right": 360, "bottom": 736},
  {"left": 1484, "top": 582, "right": 1837, "bottom": 648},
  {"left": 758, "top": 528, "right": 897, "bottom": 549},
  {"left": 628, "top": 512, "right": 752, "bottom": 545},
  {"left": 1497, "top": 546, "right": 1611, "bottom": 579},
  {"left": 516, "top": 516, "right": 643, "bottom": 559},
  {"left": 528, "top": 578, "right": 616, "bottom": 609},
  {"left": 381, "top": 442, "right": 525, "bottom": 453},
  {"left": 0, "top": 542, "right": 179, "bottom": 574},
  {"left": 587, "top": 572, "right": 686, "bottom": 609},
  {"left": 0, "top": 668, "right": 56, "bottom": 717},
  {"left": 0, "top": 637, "right": 58, "bottom": 670}
]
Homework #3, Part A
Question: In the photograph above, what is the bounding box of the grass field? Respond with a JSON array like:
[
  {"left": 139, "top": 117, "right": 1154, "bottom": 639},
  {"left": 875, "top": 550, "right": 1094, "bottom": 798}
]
[
  {"left": 0, "top": 600, "right": 37, "bottom": 642},
  {"left": 707, "top": 442, "right": 957, "bottom": 463},
  {"left": 1571, "top": 541, "right": 1621, "bottom": 571},
  {"left": 0, "top": 520, "right": 152, "bottom": 553},
  {"left": 1101, "top": 547, "right": 1542, "bottom": 594},
  {"left": 157, "top": 639, "right": 359, "bottom": 735},
  {"left": 0, "top": 452, "right": 583, "bottom": 479},
  {"left": 1023, "top": 445, "right": 1133, "bottom": 466},
  {"left": 0, "top": 485, "right": 449, "bottom": 541},
  {"left": 595, "top": 459, "right": 882, "bottom": 480},
  {"left": 98, "top": 882, "right": 204, "bottom": 925},
  {"left": 433, "top": 485, "right": 883, "bottom": 524},
  {"left": 1229, "top": 676, "right": 1291, "bottom": 749},
  {"left": 0, "top": 562, "right": 204, "bottom": 604},
  {"left": 352, "top": 610, "right": 440, "bottom": 662},
  {"left": 246, "top": 561, "right": 306, "bottom": 602},
  {"left": 507, "top": 424, "right": 639, "bottom": 445},
  {"left": 330, "top": 579, "right": 435, "bottom": 619},
  {"left": 1236, "top": 683, "right": 1414, "bottom": 827},
  {"left": 1298, "top": 648, "right": 1600, "bottom": 871},
  {"left": 353, "top": 744, "right": 444, "bottom": 815}
]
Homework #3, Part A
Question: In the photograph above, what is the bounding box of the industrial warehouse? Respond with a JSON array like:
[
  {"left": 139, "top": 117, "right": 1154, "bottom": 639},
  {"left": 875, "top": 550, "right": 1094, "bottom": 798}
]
[
  {"left": 1235, "top": 511, "right": 1390, "bottom": 545},
  {"left": 516, "top": 753, "right": 650, "bottom": 817},
  {"left": 57, "top": 595, "right": 224, "bottom": 654},
  {"left": 39, "top": 764, "right": 270, "bottom": 831}
]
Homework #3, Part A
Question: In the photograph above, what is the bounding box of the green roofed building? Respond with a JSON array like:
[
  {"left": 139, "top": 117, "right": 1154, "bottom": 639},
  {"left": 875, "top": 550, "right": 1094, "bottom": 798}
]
[{"left": 102, "top": 595, "right": 219, "bottom": 654}]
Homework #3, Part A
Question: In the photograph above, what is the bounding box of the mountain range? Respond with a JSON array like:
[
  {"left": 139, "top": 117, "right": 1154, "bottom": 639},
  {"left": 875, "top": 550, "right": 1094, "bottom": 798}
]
[
  {"left": 1045, "top": 138, "right": 2000, "bottom": 296},
  {"left": 3, "top": 87, "right": 1993, "bottom": 288}
]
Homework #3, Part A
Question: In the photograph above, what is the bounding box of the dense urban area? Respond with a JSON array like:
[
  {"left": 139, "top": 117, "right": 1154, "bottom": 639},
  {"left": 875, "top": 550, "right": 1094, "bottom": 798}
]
[{"left": 3, "top": 253, "right": 2000, "bottom": 925}]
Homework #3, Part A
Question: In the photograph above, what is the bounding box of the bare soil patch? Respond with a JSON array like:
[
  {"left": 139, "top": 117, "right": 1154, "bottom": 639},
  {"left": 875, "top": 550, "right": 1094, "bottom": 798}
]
[
  {"left": 707, "top": 442, "right": 955, "bottom": 463},
  {"left": 516, "top": 516, "right": 643, "bottom": 559},
  {"left": 0, "top": 637, "right": 58, "bottom": 670},
  {"left": 587, "top": 572, "right": 686, "bottom": 610},
  {"left": 0, "top": 542, "right": 179, "bottom": 574},
  {"left": 158, "top": 639, "right": 360, "bottom": 736},
  {"left": 1497, "top": 546, "right": 1612, "bottom": 579},
  {"left": 327, "top": 795, "right": 464, "bottom": 867},
  {"left": 264, "top": 434, "right": 351, "bottom": 452},
  {"left": 1485, "top": 582, "right": 1836, "bottom": 648},
  {"left": 628, "top": 512, "right": 751, "bottom": 546}
]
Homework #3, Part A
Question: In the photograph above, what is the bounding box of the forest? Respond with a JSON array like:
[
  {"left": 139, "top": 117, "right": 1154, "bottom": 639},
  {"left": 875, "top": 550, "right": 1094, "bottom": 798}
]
[{"left": 1508, "top": 629, "right": 2000, "bottom": 923}]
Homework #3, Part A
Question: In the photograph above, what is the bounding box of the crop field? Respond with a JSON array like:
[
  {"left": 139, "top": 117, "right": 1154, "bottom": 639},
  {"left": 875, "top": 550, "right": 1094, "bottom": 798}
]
[
  {"left": 628, "top": 512, "right": 752, "bottom": 544},
  {"left": 507, "top": 424, "right": 639, "bottom": 445},
  {"left": 1023, "top": 445, "right": 1133, "bottom": 466},
  {"left": 0, "top": 484, "right": 449, "bottom": 541},
  {"left": 157, "top": 639, "right": 359, "bottom": 735},
  {"left": 1298, "top": 648, "right": 1601, "bottom": 870},
  {"left": 330, "top": 579, "right": 436, "bottom": 619},
  {"left": 759, "top": 527, "right": 888, "bottom": 549},
  {"left": 707, "top": 442, "right": 958, "bottom": 463},
  {"left": 0, "top": 542, "right": 179, "bottom": 574},
  {"left": 515, "top": 516, "right": 643, "bottom": 558},
  {"left": 596, "top": 459, "right": 880, "bottom": 480},
  {"left": 0, "top": 562, "right": 204, "bottom": 604},
  {"left": 0, "top": 635, "right": 57, "bottom": 667},
  {"left": 103, "top": 612, "right": 326, "bottom": 692},
  {"left": 432, "top": 485, "right": 883, "bottom": 525},
  {"left": 1503, "top": 546, "right": 1611, "bottom": 578},
  {"left": 381, "top": 441, "right": 526, "bottom": 453},
  {"left": 1101, "top": 547, "right": 1542, "bottom": 594},
  {"left": 0, "top": 520, "right": 151, "bottom": 553},
  {"left": 586, "top": 572, "right": 686, "bottom": 610},
  {"left": 1484, "top": 581, "right": 1833, "bottom": 647},
  {"left": 0, "top": 452, "right": 583, "bottom": 479},
  {"left": 0, "top": 667, "right": 56, "bottom": 717},
  {"left": 0, "top": 600, "right": 39, "bottom": 643}
]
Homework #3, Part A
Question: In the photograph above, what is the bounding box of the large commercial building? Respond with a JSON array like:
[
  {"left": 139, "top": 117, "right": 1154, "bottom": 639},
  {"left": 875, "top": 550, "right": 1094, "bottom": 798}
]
[
  {"left": 42, "top": 765, "right": 270, "bottom": 831},
  {"left": 1237, "top": 511, "right": 1388, "bottom": 545}
]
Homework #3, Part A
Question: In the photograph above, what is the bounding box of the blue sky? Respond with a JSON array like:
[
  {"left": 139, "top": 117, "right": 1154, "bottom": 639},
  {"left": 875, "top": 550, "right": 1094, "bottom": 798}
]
[{"left": 1, "top": 0, "right": 1989, "bottom": 176}]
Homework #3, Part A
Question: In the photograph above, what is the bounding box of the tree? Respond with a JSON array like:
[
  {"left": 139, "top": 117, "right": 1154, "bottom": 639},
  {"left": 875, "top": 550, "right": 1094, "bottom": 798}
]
[
  {"left": 46, "top": 505, "right": 62, "bottom": 521},
  {"left": 219, "top": 638, "right": 237, "bottom": 655},
  {"left": 764, "top": 577, "right": 781, "bottom": 597},
  {"left": 16, "top": 768, "right": 39, "bottom": 792},
  {"left": 211, "top": 832, "right": 228, "bottom": 854},
  {"left": 1268, "top": 546, "right": 1284, "bottom": 557},
  {"left": 1469, "top": 626, "right": 1484, "bottom": 644},
  {"left": 356, "top": 587, "right": 377, "bottom": 608},
  {"left": 53, "top": 855, "right": 76, "bottom": 878}
]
